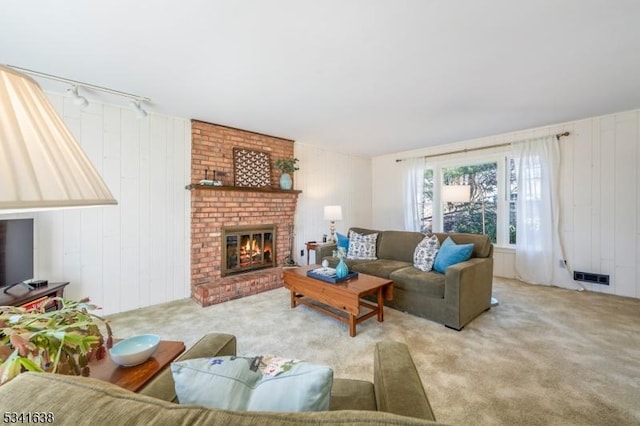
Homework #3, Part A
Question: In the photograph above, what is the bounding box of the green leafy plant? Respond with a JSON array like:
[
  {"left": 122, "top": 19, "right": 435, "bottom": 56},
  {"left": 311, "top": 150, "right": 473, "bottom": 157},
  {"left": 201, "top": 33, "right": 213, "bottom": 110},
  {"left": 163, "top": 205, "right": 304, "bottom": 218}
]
[
  {"left": 0, "top": 298, "right": 113, "bottom": 385},
  {"left": 274, "top": 157, "right": 299, "bottom": 174}
]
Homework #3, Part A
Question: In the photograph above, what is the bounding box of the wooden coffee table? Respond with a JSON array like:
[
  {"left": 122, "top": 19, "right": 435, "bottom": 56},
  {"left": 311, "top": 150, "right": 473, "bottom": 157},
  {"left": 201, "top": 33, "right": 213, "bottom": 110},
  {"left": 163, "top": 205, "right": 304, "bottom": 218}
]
[
  {"left": 283, "top": 265, "right": 393, "bottom": 337},
  {"left": 89, "top": 339, "right": 185, "bottom": 392}
]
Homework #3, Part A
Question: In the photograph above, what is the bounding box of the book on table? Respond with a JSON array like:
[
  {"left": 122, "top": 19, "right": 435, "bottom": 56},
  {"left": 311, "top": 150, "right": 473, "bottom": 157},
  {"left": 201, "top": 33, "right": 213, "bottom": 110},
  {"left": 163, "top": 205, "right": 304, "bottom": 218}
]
[{"left": 310, "top": 267, "right": 337, "bottom": 277}]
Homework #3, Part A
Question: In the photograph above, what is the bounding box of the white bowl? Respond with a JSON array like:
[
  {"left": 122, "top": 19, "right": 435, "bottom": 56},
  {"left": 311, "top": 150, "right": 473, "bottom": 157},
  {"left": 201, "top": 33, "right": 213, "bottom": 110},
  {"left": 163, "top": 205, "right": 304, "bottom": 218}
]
[{"left": 109, "top": 334, "right": 160, "bottom": 367}]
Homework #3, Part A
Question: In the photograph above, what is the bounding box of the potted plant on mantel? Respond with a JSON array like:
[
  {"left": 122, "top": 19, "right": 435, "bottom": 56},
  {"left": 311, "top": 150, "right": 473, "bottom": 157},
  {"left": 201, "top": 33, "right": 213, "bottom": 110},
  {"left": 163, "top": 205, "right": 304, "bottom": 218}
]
[
  {"left": 274, "top": 157, "right": 299, "bottom": 190},
  {"left": 0, "top": 298, "right": 113, "bottom": 385}
]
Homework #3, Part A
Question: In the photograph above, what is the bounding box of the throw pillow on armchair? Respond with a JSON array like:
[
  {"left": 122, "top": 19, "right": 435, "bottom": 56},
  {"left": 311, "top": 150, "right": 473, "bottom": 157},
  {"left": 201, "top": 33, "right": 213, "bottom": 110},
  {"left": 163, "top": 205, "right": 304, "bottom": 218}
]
[{"left": 171, "top": 355, "right": 333, "bottom": 412}]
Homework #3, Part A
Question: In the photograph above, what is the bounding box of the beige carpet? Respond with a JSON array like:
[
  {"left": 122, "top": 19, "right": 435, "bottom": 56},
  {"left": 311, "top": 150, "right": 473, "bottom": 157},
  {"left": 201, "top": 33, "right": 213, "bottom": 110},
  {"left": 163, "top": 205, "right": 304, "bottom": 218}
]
[{"left": 107, "top": 277, "right": 640, "bottom": 425}]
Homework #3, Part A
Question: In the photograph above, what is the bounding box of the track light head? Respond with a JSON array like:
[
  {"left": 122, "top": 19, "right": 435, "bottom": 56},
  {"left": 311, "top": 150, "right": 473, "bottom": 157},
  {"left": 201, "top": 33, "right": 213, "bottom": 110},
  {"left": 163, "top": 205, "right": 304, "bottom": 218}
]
[
  {"left": 67, "top": 85, "right": 88, "bottom": 108},
  {"left": 130, "top": 100, "right": 147, "bottom": 118}
]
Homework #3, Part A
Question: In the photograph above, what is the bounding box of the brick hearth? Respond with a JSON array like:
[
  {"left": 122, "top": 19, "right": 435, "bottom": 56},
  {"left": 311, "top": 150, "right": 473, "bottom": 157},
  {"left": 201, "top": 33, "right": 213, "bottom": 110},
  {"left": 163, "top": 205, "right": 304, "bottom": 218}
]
[{"left": 189, "top": 120, "right": 300, "bottom": 307}]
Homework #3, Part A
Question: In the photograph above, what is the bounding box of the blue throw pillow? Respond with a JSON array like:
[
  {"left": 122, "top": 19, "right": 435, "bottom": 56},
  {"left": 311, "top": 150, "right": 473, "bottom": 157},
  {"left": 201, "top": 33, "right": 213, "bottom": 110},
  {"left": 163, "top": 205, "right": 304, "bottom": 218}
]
[
  {"left": 433, "top": 237, "right": 474, "bottom": 274},
  {"left": 336, "top": 232, "right": 349, "bottom": 251}
]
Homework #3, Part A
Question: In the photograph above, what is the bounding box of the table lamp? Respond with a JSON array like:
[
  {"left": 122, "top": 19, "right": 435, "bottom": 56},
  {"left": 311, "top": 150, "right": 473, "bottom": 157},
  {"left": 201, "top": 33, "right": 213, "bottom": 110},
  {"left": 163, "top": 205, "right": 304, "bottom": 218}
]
[{"left": 323, "top": 205, "right": 342, "bottom": 243}]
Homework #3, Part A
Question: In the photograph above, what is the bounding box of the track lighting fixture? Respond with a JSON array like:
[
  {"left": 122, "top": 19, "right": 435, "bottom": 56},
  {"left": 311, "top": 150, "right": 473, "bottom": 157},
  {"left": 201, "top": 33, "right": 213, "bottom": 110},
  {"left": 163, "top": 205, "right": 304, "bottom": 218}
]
[
  {"left": 130, "top": 100, "right": 148, "bottom": 118},
  {"left": 6, "top": 65, "right": 151, "bottom": 117},
  {"left": 67, "top": 85, "right": 89, "bottom": 108}
]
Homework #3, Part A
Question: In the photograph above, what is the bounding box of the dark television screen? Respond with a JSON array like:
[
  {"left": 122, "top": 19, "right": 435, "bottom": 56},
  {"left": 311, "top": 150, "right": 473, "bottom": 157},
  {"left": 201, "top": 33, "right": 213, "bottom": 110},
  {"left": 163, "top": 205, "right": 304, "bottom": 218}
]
[{"left": 0, "top": 219, "right": 34, "bottom": 288}]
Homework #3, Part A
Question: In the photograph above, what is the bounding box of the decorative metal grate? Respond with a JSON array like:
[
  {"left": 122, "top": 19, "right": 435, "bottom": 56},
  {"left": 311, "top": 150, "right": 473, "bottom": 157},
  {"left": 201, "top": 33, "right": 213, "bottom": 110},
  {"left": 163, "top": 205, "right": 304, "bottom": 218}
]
[{"left": 222, "top": 225, "right": 276, "bottom": 276}]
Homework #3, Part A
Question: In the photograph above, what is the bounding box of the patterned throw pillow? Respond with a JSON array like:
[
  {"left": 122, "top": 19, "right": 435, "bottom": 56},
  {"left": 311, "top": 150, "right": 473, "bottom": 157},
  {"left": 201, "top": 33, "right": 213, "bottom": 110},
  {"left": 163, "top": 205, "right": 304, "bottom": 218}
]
[
  {"left": 413, "top": 235, "right": 440, "bottom": 272},
  {"left": 346, "top": 231, "right": 378, "bottom": 260}
]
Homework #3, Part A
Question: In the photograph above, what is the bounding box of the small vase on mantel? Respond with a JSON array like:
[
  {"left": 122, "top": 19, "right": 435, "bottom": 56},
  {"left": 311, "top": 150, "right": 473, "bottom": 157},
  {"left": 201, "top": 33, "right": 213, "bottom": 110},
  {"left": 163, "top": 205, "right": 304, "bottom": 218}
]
[
  {"left": 335, "top": 258, "right": 349, "bottom": 279},
  {"left": 279, "top": 173, "right": 293, "bottom": 190}
]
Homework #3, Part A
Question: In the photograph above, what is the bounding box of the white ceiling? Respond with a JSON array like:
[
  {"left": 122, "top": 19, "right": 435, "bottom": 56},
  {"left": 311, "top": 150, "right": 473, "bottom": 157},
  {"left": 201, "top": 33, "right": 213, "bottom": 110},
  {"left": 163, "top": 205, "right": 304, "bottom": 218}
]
[{"left": 2, "top": 1, "right": 640, "bottom": 157}]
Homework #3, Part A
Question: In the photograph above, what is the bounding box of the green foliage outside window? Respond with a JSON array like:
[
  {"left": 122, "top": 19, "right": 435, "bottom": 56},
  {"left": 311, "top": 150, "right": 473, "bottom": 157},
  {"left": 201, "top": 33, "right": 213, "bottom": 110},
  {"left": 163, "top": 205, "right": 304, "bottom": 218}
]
[{"left": 421, "top": 162, "right": 505, "bottom": 244}]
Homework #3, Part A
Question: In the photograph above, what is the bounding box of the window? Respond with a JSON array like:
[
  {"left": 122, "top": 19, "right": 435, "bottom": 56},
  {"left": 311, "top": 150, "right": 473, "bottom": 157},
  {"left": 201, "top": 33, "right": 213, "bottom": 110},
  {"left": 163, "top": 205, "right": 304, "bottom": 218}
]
[
  {"left": 421, "top": 169, "right": 434, "bottom": 234},
  {"left": 508, "top": 158, "right": 517, "bottom": 244},
  {"left": 442, "top": 163, "right": 498, "bottom": 243},
  {"left": 418, "top": 157, "right": 512, "bottom": 245}
]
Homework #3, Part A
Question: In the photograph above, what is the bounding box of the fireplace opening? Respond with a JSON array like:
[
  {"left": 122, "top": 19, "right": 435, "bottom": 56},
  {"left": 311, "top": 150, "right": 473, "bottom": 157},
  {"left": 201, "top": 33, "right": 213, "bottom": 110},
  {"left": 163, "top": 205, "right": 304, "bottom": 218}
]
[{"left": 222, "top": 225, "right": 276, "bottom": 276}]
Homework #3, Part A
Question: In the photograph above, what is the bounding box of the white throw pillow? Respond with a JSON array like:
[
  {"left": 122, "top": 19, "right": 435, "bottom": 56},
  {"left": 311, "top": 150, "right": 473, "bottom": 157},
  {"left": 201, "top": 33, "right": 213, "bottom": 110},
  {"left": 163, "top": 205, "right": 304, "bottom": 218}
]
[
  {"left": 171, "top": 355, "right": 333, "bottom": 412},
  {"left": 346, "top": 231, "right": 378, "bottom": 260},
  {"left": 413, "top": 234, "right": 440, "bottom": 272}
]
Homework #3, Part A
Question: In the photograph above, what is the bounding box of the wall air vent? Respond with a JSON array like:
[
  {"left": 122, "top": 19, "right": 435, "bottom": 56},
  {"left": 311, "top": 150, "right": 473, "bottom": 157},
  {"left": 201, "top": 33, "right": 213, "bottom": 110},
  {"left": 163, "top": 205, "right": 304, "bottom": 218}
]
[{"left": 573, "top": 271, "right": 609, "bottom": 285}]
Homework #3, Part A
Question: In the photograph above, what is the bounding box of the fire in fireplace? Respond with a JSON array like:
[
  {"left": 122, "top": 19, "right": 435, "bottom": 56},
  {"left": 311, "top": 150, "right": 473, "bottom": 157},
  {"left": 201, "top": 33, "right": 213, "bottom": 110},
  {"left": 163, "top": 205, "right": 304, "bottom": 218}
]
[{"left": 222, "top": 225, "right": 276, "bottom": 276}]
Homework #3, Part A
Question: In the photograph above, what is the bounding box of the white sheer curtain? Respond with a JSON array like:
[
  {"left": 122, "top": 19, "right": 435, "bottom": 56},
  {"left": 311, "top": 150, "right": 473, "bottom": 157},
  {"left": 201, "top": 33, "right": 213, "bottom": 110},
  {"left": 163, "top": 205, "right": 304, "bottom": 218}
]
[
  {"left": 511, "top": 135, "right": 560, "bottom": 285},
  {"left": 401, "top": 157, "right": 425, "bottom": 232}
]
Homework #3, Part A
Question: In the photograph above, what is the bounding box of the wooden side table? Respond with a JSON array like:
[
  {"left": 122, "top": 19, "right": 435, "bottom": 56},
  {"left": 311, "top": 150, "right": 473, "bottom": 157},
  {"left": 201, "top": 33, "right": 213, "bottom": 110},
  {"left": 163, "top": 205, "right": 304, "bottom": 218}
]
[
  {"left": 89, "top": 339, "right": 185, "bottom": 392},
  {"left": 305, "top": 241, "right": 318, "bottom": 264},
  {"left": 306, "top": 241, "right": 334, "bottom": 264}
]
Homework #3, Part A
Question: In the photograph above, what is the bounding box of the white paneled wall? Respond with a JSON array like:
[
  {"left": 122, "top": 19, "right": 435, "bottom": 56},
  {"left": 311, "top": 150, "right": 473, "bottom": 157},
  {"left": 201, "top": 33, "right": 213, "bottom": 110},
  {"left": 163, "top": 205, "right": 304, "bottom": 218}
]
[
  {"left": 372, "top": 109, "right": 640, "bottom": 300},
  {"left": 1, "top": 93, "right": 191, "bottom": 315},
  {"left": 293, "top": 143, "right": 372, "bottom": 265}
]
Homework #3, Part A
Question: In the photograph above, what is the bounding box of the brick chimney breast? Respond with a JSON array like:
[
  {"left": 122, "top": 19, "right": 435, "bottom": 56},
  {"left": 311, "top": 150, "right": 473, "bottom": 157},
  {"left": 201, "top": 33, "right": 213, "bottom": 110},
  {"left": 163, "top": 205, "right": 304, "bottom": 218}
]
[{"left": 189, "top": 120, "right": 300, "bottom": 307}]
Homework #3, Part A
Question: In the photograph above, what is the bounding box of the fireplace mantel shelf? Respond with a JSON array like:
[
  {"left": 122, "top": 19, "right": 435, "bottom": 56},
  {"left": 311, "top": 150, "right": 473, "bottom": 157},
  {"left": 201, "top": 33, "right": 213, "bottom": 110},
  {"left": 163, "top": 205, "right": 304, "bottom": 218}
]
[{"left": 185, "top": 184, "right": 302, "bottom": 194}]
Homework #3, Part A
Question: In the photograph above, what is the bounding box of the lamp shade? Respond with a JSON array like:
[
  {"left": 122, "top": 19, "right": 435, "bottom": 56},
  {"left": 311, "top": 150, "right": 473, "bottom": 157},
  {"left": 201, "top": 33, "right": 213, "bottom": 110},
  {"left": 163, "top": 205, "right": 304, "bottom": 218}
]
[
  {"left": 0, "top": 65, "right": 117, "bottom": 212},
  {"left": 442, "top": 185, "right": 471, "bottom": 203},
  {"left": 323, "top": 205, "right": 343, "bottom": 221}
]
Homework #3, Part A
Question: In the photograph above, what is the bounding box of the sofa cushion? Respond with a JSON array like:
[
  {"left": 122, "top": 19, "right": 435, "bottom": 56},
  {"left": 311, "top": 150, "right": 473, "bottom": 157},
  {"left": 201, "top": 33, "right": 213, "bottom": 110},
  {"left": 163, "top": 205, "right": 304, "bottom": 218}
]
[
  {"left": 347, "top": 231, "right": 378, "bottom": 260},
  {"left": 413, "top": 235, "right": 440, "bottom": 272},
  {"left": 336, "top": 232, "right": 349, "bottom": 251},
  {"left": 389, "top": 267, "right": 446, "bottom": 298},
  {"left": 324, "top": 257, "right": 373, "bottom": 271},
  {"left": 433, "top": 237, "right": 474, "bottom": 274},
  {"left": 377, "top": 230, "right": 425, "bottom": 262},
  {"left": 352, "top": 259, "right": 412, "bottom": 279},
  {"left": 171, "top": 356, "right": 333, "bottom": 412},
  {"left": 344, "top": 258, "right": 374, "bottom": 269},
  {"left": 433, "top": 232, "right": 492, "bottom": 258},
  {"left": 330, "top": 379, "right": 377, "bottom": 411}
]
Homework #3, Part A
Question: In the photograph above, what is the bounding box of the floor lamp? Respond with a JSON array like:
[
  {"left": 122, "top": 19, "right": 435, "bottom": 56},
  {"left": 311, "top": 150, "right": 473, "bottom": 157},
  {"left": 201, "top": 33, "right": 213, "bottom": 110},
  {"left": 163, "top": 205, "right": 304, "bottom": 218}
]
[{"left": 0, "top": 65, "right": 117, "bottom": 213}]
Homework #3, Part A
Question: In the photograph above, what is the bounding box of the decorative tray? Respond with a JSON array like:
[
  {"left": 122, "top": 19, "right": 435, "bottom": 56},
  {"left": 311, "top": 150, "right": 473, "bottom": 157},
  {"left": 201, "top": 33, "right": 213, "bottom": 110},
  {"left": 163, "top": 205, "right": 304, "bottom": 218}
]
[{"left": 307, "top": 267, "right": 358, "bottom": 284}]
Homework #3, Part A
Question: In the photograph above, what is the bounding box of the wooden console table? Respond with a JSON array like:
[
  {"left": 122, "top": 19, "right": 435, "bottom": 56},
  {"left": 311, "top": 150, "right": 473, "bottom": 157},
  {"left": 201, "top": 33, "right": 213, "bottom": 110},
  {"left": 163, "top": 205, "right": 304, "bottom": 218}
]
[{"left": 0, "top": 282, "right": 69, "bottom": 310}]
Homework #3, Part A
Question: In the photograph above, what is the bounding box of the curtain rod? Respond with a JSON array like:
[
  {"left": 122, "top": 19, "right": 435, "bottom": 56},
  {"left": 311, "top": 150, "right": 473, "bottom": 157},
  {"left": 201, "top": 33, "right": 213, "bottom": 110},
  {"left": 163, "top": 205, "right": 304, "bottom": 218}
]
[
  {"left": 7, "top": 65, "right": 151, "bottom": 103},
  {"left": 395, "top": 131, "right": 570, "bottom": 163}
]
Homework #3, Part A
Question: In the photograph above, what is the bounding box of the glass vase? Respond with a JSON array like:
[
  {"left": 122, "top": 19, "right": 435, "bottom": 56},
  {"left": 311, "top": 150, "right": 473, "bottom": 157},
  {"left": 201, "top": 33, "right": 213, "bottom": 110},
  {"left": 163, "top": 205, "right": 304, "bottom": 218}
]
[
  {"left": 279, "top": 173, "right": 292, "bottom": 190},
  {"left": 335, "top": 258, "right": 349, "bottom": 279}
]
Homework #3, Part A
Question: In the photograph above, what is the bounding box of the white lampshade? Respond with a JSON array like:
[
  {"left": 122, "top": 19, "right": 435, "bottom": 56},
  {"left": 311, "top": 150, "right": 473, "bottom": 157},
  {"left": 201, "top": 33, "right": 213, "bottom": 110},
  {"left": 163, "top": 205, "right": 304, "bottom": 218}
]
[
  {"left": 442, "top": 185, "right": 471, "bottom": 203},
  {"left": 0, "top": 65, "right": 117, "bottom": 212},
  {"left": 323, "top": 205, "right": 343, "bottom": 221}
]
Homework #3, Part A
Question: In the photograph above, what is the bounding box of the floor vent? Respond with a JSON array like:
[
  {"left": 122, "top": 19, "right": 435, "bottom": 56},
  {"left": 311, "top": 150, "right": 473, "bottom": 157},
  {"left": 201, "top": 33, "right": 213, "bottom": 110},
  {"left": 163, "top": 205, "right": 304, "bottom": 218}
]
[{"left": 573, "top": 271, "right": 609, "bottom": 285}]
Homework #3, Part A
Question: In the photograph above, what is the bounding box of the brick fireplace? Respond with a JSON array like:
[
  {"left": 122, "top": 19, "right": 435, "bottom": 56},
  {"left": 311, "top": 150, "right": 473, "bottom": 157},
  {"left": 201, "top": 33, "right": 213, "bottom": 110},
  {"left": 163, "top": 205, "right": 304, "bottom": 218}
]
[{"left": 189, "top": 120, "right": 300, "bottom": 307}]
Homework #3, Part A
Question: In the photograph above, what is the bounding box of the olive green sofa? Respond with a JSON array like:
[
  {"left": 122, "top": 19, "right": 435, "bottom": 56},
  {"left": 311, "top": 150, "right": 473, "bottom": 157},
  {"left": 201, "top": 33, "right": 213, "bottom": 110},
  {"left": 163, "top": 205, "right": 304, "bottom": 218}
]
[
  {"left": 0, "top": 333, "right": 446, "bottom": 425},
  {"left": 318, "top": 227, "right": 494, "bottom": 330}
]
